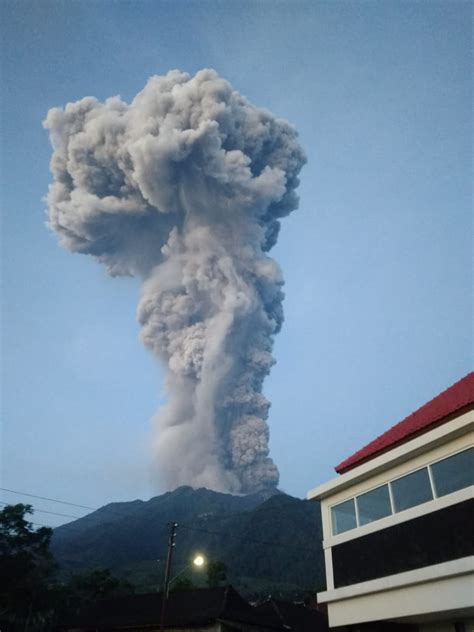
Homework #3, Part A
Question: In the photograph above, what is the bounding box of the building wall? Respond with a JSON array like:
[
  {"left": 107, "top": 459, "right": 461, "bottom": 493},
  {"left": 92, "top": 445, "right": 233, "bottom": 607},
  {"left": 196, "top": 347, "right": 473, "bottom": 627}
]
[
  {"left": 332, "top": 499, "right": 473, "bottom": 587},
  {"left": 324, "top": 559, "right": 474, "bottom": 627},
  {"left": 312, "top": 411, "right": 473, "bottom": 587},
  {"left": 308, "top": 410, "right": 474, "bottom": 628}
]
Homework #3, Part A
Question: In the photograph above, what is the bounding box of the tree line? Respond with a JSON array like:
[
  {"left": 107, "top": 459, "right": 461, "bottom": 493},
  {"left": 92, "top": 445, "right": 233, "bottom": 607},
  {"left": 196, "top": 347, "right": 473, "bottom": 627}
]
[{"left": 0, "top": 504, "right": 227, "bottom": 631}]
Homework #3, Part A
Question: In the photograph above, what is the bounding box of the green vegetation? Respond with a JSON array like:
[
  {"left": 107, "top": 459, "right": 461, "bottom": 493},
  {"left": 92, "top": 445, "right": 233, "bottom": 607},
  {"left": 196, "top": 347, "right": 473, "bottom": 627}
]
[
  {"left": 207, "top": 560, "right": 228, "bottom": 587},
  {"left": 0, "top": 504, "right": 56, "bottom": 630},
  {"left": 52, "top": 486, "right": 325, "bottom": 599},
  {"left": 0, "top": 504, "right": 134, "bottom": 631},
  {"left": 0, "top": 488, "right": 325, "bottom": 629}
]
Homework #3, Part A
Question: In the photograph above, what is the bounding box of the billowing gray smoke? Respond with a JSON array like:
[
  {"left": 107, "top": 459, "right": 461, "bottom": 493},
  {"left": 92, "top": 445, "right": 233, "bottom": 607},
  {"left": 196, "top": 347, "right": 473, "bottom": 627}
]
[{"left": 44, "top": 69, "right": 305, "bottom": 494}]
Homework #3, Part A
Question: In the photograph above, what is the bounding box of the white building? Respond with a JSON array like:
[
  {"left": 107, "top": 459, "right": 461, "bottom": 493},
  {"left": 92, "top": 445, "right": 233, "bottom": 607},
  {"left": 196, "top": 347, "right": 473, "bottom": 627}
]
[{"left": 308, "top": 373, "right": 474, "bottom": 632}]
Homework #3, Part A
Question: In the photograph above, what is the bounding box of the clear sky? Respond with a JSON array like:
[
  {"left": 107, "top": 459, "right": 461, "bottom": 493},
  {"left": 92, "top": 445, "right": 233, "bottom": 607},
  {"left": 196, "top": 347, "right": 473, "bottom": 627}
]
[{"left": 1, "top": 0, "right": 472, "bottom": 526}]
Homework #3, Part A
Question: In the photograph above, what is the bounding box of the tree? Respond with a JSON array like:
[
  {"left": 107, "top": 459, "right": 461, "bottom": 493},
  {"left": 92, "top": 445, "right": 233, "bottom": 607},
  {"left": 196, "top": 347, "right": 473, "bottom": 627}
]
[
  {"left": 0, "top": 504, "right": 55, "bottom": 629},
  {"left": 66, "top": 568, "right": 132, "bottom": 600},
  {"left": 169, "top": 576, "right": 197, "bottom": 592},
  {"left": 59, "top": 568, "right": 134, "bottom": 617},
  {"left": 0, "top": 504, "right": 136, "bottom": 629},
  {"left": 206, "top": 560, "right": 227, "bottom": 588}
]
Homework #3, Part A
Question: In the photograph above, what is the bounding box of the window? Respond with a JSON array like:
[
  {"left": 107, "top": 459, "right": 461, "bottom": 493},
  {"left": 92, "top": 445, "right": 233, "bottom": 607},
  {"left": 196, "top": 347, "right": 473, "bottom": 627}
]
[
  {"left": 331, "top": 498, "right": 357, "bottom": 535},
  {"left": 329, "top": 448, "right": 472, "bottom": 536},
  {"left": 391, "top": 467, "right": 433, "bottom": 513},
  {"left": 356, "top": 484, "right": 392, "bottom": 526},
  {"left": 431, "top": 448, "right": 474, "bottom": 497}
]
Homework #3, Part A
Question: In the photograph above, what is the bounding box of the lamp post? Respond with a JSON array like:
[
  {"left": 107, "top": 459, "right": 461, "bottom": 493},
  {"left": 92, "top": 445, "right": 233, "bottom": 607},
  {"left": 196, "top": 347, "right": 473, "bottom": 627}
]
[
  {"left": 159, "top": 532, "right": 206, "bottom": 631},
  {"left": 167, "top": 554, "right": 206, "bottom": 591}
]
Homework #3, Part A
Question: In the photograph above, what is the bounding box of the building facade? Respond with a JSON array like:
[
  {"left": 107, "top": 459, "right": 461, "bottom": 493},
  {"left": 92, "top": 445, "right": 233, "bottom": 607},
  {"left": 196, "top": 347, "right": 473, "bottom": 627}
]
[{"left": 308, "top": 373, "right": 474, "bottom": 631}]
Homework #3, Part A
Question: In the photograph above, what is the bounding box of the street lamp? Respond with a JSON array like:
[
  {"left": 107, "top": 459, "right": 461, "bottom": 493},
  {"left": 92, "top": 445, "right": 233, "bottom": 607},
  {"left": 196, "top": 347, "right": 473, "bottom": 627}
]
[
  {"left": 193, "top": 554, "right": 205, "bottom": 568},
  {"left": 160, "top": 553, "right": 206, "bottom": 630},
  {"left": 167, "top": 553, "right": 206, "bottom": 591}
]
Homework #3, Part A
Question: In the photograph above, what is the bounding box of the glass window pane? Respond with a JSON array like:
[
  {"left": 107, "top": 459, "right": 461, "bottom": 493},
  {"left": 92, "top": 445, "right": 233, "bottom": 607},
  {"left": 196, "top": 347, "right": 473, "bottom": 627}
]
[
  {"left": 431, "top": 448, "right": 474, "bottom": 497},
  {"left": 391, "top": 467, "right": 433, "bottom": 512},
  {"left": 357, "top": 484, "right": 392, "bottom": 526},
  {"left": 331, "top": 498, "right": 357, "bottom": 535}
]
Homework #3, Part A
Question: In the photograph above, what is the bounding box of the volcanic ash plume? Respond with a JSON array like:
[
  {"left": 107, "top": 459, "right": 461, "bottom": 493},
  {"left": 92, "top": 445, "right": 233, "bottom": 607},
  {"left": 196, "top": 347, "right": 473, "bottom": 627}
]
[{"left": 44, "top": 69, "right": 305, "bottom": 494}]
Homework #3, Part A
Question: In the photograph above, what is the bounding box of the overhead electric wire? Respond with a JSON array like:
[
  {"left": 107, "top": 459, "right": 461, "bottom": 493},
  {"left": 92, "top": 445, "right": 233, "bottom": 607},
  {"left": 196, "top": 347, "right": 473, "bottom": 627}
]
[
  {"left": 1, "top": 486, "right": 321, "bottom": 554},
  {"left": 3, "top": 490, "right": 323, "bottom": 589},
  {"left": 0, "top": 487, "right": 159, "bottom": 524},
  {"left": 27, "top": 518, "right": 320, "bottom": 588},
  {"left": 31, "top": 521, "right": 53, "bottom": 530},
  {"left": 200, "top": 499, "right": 313, "bottom": 524},
  {"left": 0, "top": 486, "right": 314, "bottom": 524},
  {"left": 0, "top": 501, "right": 82, "bottom": 521},
  {"left": 178, "top": 522, "right": 321, "bottom": 554},
  {"left": 0, "top": 487, "right": 99, "bottom": 511},
  {"left": 26, "top": 514, "right": 320, "bottom": 555},
  {"left": 30, "top": 509, "right": 320, "bottom": 554}
]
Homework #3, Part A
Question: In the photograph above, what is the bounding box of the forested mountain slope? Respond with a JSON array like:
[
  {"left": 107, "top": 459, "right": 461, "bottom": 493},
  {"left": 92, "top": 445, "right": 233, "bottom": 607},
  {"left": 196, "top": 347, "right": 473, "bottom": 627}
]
[{"left": 52, "top": 486, "right": 324, "bottom": 597}]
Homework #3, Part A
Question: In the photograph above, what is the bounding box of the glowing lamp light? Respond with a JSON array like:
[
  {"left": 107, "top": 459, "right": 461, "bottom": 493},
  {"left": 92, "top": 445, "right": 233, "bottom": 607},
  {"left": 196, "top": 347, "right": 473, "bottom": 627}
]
[{"left": 193, "top": 554, "right": 205, "bottom": 567}]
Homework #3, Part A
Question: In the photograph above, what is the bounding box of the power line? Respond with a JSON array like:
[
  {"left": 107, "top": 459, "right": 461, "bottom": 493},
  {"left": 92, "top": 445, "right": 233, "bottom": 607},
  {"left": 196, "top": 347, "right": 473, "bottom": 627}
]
[
  {"left": 2, "top": 492, "right": 323, "bottom": 589},
  {"left": 31, "top": 521, "right": 53, "bottom": 530},
  {"left": 179, "top": 522, "right": 320, "bottom": 554},
  {"left": 0, "top": 487, "right": 314, "bottom": 525},
  {"left": 27, "top": 518, "right": 322, "bottom": 589},
  {"left": 0, "top": 487, "right": 97, "bottom": 511},
  {"left": 1, "top": 487, "right": 321, "bottom": 554},
  {"left": 26, "top": 507, "right": 320, "bottom": 555},
  {"left": 0, "top": 487, "right": 159, "bottom": 525},
  {"left": 26, "top": 514, "right": 320, "bottom": 555},
  {"left": 0, "top": 501, "right": 82, "bottom": 521},
  {"left": 200, "top": 498, "right": 315, "bottom": 525}
]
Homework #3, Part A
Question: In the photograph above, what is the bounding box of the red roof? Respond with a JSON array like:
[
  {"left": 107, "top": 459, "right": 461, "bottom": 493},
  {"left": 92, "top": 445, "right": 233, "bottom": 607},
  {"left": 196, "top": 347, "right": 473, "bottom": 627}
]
[{"left": 336, "top": 372, "right": 474, "bottom": 474}]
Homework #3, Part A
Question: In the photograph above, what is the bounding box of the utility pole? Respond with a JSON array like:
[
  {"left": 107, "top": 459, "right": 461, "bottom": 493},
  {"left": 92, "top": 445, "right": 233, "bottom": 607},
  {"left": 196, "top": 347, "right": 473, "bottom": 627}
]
[{"left": 160, "top": 521, "right": 178, "bottom": 631}]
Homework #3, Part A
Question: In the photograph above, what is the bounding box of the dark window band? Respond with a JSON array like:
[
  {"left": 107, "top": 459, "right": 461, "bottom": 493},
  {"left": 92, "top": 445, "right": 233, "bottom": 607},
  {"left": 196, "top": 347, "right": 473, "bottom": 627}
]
[{"left": 332, "top": 499, "right": 474, "bottom": 587}]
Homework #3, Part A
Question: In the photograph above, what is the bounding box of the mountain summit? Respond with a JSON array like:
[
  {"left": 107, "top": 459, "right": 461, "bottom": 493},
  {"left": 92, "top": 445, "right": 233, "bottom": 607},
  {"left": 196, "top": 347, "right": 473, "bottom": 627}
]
[{"left": 52, "top": 486, "right": 324, "bottom": 597}]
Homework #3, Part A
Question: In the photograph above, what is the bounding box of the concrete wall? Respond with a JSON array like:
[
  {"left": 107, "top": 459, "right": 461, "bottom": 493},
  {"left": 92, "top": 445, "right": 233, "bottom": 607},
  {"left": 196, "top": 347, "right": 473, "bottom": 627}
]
[
  {"left": 308, "top": 410, "right": 474, "bottom": 628},
  {"left": 324, "top": 565, "right": 474, "bottom": 627}
]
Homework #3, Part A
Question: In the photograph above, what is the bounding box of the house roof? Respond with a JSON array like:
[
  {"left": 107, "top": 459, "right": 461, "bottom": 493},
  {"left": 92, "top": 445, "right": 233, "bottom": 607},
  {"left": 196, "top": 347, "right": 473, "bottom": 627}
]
[
  {"left": 65, "top": 586, "right": 286, "bottom": 630},
  {"left": 335, "top": 372, "right": 474, "bottom": 474},
  {"left": 255, "top": 598, "right": 328, "bottom": 632}
]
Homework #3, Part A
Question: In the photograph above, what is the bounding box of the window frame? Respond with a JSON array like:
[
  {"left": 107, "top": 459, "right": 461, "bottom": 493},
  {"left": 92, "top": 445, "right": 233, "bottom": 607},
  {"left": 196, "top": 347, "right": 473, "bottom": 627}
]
[
  {"left": 330, "top": 497, "right": 358, "bottom": 535},
  {"left": 428, "top": 446, "right": 474, "bottom": 498},
  {"left": 329, "top": 446, "right": 473, "bottom": 536},
  {"left": 355, "top": 483, "right": 392, "bottom": 527}
]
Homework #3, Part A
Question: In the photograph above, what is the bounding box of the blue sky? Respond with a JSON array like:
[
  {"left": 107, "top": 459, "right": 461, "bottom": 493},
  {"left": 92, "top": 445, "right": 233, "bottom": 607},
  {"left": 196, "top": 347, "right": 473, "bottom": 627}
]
[{"left": 1, "top": 0, "right": 471, "bottom": 525}]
